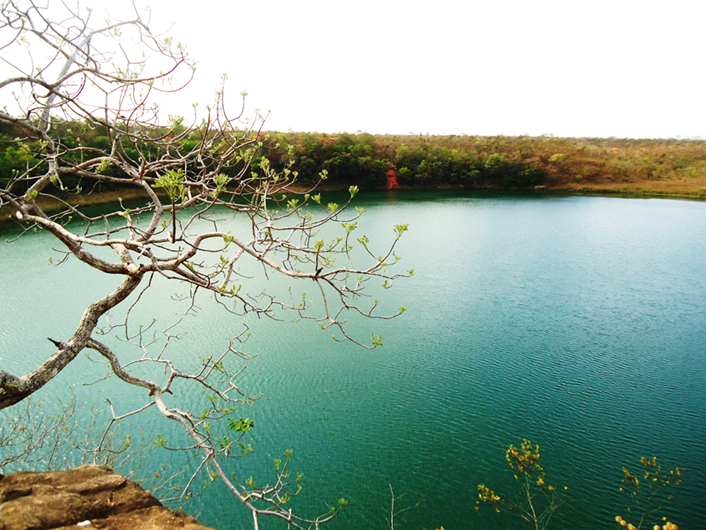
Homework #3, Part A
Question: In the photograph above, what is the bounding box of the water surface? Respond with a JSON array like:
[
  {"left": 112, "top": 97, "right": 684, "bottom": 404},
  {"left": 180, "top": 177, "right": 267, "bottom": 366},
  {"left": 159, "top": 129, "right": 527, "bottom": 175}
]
[{"left": 1, "top": 191, "right": 704, "bottom": 530}]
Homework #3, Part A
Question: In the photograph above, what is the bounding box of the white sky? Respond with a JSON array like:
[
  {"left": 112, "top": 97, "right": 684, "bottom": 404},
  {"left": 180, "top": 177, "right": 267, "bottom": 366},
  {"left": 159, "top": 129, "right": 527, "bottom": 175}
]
[{"left": 6, "top": 0, "right": 706, "bottom": 138}]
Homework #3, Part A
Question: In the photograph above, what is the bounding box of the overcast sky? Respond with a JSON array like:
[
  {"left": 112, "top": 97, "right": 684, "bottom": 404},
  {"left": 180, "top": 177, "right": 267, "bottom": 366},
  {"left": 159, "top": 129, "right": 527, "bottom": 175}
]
[{"left": 8, "top": 0, "right": 706, "bottom": 138}]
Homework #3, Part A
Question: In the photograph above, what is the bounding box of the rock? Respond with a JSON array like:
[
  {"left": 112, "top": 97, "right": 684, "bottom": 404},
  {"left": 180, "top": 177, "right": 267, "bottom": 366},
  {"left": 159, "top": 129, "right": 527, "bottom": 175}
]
[
  {"left": 386, "top": 168, "right": 400, "bottom": 190},
  {"left": 0, "top": 465, "right": 215, "bottom": 530}
]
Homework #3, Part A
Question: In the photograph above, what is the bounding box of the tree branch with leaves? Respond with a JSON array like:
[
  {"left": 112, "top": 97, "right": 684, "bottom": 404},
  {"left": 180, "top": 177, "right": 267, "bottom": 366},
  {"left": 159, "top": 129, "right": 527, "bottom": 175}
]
[
  {"left": 614, "top": 457, "right": 683, "bottom": 530},
  {"left": 0, "top": 1, "right": 411, "bottom": 527},
  {"left": 476, "top": 439, "right": 570, "bottom": 530}
]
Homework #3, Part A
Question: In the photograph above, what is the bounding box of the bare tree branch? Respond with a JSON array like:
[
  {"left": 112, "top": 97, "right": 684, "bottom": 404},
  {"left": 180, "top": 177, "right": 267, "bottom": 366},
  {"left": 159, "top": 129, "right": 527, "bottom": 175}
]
[
  {"left": 0, "top": 1, "right": 410, "bottom": 527},
  {"left": 0, "top": 275, "right": 141, "bottom": 409}
]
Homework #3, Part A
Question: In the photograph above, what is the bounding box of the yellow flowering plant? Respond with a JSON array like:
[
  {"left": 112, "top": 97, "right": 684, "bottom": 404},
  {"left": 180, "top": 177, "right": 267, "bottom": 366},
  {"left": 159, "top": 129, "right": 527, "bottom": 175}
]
[
  {"left": 476, "top": 439, "right": 569, "bottom": 530},
  {"left": 614, "top": 457, "right": 683, "bottom": 530}
]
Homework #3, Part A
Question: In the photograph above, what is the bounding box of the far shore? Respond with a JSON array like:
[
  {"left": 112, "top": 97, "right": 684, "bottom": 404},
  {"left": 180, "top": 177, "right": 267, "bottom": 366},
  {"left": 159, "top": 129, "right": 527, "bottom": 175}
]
[
  {"left": 3, "top": 178, "right": 705, "bottom": 226},
  {"left": 5, "top": 132, "right": 706, "bottom": 225}
]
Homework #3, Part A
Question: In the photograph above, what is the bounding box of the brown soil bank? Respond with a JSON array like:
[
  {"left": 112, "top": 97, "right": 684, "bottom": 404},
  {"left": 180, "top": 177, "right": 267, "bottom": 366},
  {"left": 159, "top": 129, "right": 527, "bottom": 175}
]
[{"left": 508, "top": 135, "right": 706, "bottom": 199}]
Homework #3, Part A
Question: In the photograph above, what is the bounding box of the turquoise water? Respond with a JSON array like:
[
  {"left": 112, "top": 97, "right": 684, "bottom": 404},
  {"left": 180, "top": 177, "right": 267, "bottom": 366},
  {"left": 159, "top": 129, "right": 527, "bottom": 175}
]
[{"left": 1, "top": 191, "right": 704, "bottom": 530}]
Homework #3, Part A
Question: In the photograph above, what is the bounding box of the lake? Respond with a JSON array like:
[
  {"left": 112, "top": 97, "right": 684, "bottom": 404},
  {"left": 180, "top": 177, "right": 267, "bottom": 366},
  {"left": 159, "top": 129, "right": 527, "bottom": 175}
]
[{"left": 1, "top": 191, "right": 704, "bottom": 530}]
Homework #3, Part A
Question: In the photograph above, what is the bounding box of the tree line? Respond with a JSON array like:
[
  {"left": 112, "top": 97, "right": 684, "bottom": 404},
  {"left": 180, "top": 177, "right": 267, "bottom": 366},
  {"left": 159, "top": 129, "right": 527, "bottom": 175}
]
[
  {"left": 5, "top": 120, "right": 706, "bottom": 201},
  {"left": 0, "top": 120, "right": 548, "bottom": 196}
]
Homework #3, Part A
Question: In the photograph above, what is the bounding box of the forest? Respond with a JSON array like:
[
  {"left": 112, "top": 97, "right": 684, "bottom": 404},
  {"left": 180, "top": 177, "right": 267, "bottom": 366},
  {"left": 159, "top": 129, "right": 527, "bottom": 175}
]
[{"left": 4, "top": 118, "right": 706, "bottom": 214}]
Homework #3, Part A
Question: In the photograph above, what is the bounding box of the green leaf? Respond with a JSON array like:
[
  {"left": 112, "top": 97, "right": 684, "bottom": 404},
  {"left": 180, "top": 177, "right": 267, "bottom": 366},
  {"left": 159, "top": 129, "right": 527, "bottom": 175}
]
[
  {"left": 394, "top": 223, "right": 409, "bottom": 237},
  {"left": 228, "top": 417, "right": 254, "bottom": 432},
  {"left": 153, "top": 169, "right": 186, "bottom": 203}
]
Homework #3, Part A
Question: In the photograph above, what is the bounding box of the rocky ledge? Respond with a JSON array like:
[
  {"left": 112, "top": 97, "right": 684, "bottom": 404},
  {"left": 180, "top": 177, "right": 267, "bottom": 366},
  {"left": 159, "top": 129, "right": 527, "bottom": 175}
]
[{"left": 0, "top": 465, "right": 215, "bottom": 530}]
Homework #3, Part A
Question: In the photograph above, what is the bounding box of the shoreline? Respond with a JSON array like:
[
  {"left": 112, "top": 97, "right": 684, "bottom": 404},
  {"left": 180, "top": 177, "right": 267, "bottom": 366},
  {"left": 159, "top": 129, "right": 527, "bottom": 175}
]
[{"left": 3, "top": 182, "right": 705, "bottom": 224}]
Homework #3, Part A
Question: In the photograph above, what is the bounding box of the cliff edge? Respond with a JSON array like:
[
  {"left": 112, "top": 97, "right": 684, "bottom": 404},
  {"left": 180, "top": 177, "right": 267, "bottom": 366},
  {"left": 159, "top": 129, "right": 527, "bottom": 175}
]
[{"left": 0, "top": 465, "right": 215, "bottom": 530}]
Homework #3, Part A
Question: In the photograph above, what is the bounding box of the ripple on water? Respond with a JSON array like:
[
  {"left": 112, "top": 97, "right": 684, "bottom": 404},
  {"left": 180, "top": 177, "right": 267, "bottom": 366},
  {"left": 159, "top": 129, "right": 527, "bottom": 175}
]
[{"left": 1, "top": 194, "right": 705, "bottom": 530}]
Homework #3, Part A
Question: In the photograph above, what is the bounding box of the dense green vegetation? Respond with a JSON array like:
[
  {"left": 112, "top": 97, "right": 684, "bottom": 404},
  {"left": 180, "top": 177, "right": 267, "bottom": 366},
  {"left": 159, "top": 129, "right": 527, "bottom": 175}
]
[
  {"left": 262, "top": 131, "right": 547, "bottom": 188},
  {"left": 264, "top": 131, "right": 706, "bottom": 194},
  {"left": 0, "top": 121, "right": 546, "bottom": 194},
  {"left": 4, "top": 119, "right": 706, "bottom": 202}
]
